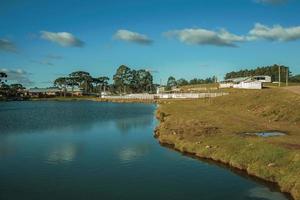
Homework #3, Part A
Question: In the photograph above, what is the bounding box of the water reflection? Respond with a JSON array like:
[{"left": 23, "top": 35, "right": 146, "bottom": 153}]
[
  {"left": 0, "top": 136, "right": 16, "bottom": 158},
  {"left": 114, "top": 115, "right": 154, "bottom": 133},
  {"left": 119, "top": 144, "right": 151, "bottom": 164},
  {"left": 0, "top": 101, "right": 155, "bottom": 134},
  {"left": 0, "top": 146, "right": 15, "bottom": 157},
  {"left": 46, "top": 144, "right": 80, "bottom": 164},
  {"left": 248, "top": 187, "right": 288, "bottom": 200}
]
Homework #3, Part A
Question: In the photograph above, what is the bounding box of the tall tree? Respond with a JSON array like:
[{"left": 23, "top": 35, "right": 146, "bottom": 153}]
[
  {"left": 129, "top": 70, "right": 139, "bottom": 92},
  {"left": 177, "top": 78, "right": 189, "bottom": 86},
  {"left": 137, "top": 69, "right": 153, "bottom": 93},
  {"left": 0, "top": 72, "right": 7, "bottom": 86},
  {"left": 0, "top": 72, "right": 8, "bottom": 97},
  {"left": 69, "top": 71, "right": 93, "bottom": 93},
  {"left": 54, "top": 77, "right": 68, "bottom": 97},
  {"left": 113, "top": 65, "right": 132, "bottom": 94},
  {"left": 66, "top": 76, "right": 79, "bottom": 97},
  {"left": 94, "top": 76, "right": 110, "bottom": 95},
  {"left": 9, "top": 84, "right": 25, "bottom": 97},
  {"left": 167, "top": 76, "right": 177, "bottom": 90}
]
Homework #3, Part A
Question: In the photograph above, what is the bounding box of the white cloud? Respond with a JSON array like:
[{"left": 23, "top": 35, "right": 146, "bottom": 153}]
[
  {"left": 0, "top": 39, "right": 17, "bottom": 53},
  {"left": 248, "top": 23, "right": 300, "bottom": 41},
  {"left": 0, "top": 68, "right": 33, "bottom": 86},
  {"left": 114, "top": 29, "right": 153, "bottom": 45},
  {"left": 255, "top": 0, "right": 288, "bottom": 5},
  {"left": 40, "top": 31, "right": 84, "bottom": 47},
  {"left": 164, "top": 28, "right": 245, "bottom": 47}
]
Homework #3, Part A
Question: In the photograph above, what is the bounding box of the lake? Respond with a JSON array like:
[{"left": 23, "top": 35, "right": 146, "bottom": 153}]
[{"left": 0, "top": 101, "right": 290, "bottom": 200}]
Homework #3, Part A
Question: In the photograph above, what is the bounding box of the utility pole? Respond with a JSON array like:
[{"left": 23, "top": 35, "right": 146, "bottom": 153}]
[
  {"left": 286, "top": 67, "right": 289, "bottom": 87},
  {"left": 278, "top": 65, "right": 281, "bottom": 87}
]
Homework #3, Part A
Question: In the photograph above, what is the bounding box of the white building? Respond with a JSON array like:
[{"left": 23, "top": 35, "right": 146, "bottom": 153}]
[
  {"left": 156, "top": 86, "right": 166, "bottom": 94},
  {"left": 252, "top": 75, "right": 272, "bottom": 83},
  {"left": 233, "top": 81, "right": 262, "bottom": 89},
  {"left": 219, "top": 76, "right": 269, "bottom": 90}
]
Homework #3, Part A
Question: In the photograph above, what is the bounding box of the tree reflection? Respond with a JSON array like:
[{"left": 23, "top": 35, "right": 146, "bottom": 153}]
[{"left": 114, "top": 115, "right": 154, "bottom": 133}]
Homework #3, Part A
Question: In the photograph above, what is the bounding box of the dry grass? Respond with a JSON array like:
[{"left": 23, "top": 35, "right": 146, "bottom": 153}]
[{"left": 156, "top": 87, "right": 300, "bottom": 200}]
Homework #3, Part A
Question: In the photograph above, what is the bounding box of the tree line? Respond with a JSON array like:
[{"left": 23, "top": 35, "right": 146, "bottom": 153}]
[
  {"left": 0, "top": 72, "right": 26, "bottom": 100},
  {"left": 224, "top": 64, "right": 300, "bottom": 82},
  {"left": 54, "top": 65, "right": 155, "bottom": 95},
  {"left": 54, "top": 71, "right": 109, "bottom": 96},
  {"left": 2, "top": 63, "right": 300, "bottom": 100},
  {"left": 165, "top": 76, "right": 218, "bottom": 89}
]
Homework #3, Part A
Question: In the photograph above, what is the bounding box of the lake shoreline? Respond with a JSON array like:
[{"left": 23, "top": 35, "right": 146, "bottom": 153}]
[
  {"left": 154, "top": 89, "right": 300, "bottom": 200},
  {"left": 159, "top": 142, "right": 294, "bottom": 200},
  {"left": 155, "top": 135, "right": 294, "bottom": 200}
]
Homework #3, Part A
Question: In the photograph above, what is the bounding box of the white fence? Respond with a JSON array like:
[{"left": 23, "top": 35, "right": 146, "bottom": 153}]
[{"left": 102, "top": 92, "right": 228, "bottom": 100}]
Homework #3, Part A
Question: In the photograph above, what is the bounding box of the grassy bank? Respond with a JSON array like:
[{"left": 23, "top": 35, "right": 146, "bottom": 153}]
[{"left": 155, "top": 87, "right": 300, "bottom": 200}]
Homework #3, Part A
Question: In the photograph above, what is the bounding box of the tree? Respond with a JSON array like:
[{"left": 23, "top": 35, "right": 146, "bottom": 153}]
[
  {"left": 66, "top": 77, "right": 79, "bottom": 97},
  {"left": 54, "top": 77, "right": 68, "bottom": 97},
  {"left": 129, "top": 70, "right": 139, "bottom": 92},
  {"left": 94, "top": 76, "right": 110, "bottom": 95},
  {"left": 10, "top": 83, "right": 25, "bottom": 90},
  {"left": 9, "top": 84, "right": 25, "bottom": 97},
  {"left": 290, "top": 74, "right": 300, "bottom": 83},
  {"left": 113, "top": 65, "right": 132, "bottom": 94},
  {"left": 0, "top": 72, "right": 7, "bottom": 86},
  {"left": 100, "top": 77, "right": 110, "bottom": 92},
  {"left": 69, "top": 71, "right": 93, "bottom": 94},
  {"left": 177, "top": 78, "right": 189, "bottom": 86},
  {"left": 212, "top": 75, "right": 218, "bottom": 83},
  {"left": 167, "top": 76, "right": 177, "bottom": 90},
  {"left": 134, "top": 69, "right": 153, "bottom": 93}
]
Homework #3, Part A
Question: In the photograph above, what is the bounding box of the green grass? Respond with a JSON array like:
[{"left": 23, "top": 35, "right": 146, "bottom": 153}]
[
  {"left": 264, "top": 82, "right": 300, "bottom": 88},
  {"left": 156, "top": 87, "right": 300, "bottom": 200}
]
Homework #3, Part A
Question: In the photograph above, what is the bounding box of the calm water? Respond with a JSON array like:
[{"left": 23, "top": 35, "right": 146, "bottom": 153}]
[{"left": 0, "top": 101, "right": 289, "bottom": 200}]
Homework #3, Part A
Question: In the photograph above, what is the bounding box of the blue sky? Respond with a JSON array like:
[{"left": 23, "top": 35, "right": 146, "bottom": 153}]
[{"left": 0, "top": 0, "right": 300, "bottom": 87}]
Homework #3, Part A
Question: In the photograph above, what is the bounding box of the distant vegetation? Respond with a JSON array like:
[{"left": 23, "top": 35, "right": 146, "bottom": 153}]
[
  {"left": 1, "top": 63, "right": 300, "bottom": 100},
  {"left": 54, "top": 71, "right": 110, "bottom": 96},
  {"left": 289, "top": 74, "right": 300, "bottom": 83},
  {"left": 54, "top": 65, "right": 155, "bottom": 95},
  {"left": 1, "top": 72, "right": 27, "bottom": 100},
  {"left": 225, "top": 64, "right": 300, "bottom": 82},
  {"left": 166, "top": 76, "right": 218, "bottom": 90}
]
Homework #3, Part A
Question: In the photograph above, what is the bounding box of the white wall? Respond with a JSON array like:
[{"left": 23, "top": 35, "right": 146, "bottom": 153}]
[
  {"left": 219, "top": 83, "right": 234, "bottom": 88},
  {"left": 233, "top": 81, "right": 262, "bottom": 89}
]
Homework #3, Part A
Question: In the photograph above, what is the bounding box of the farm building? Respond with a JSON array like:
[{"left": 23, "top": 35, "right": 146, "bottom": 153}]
[
  {"left": 66, "top": 87, "right": 83, "bottom": 96},
  {"left": 252, "top": 75, "right": 272, "bottom": 83},
  {"left": 219, "top": 75, "right": 271, "bottom": 89}
]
